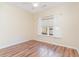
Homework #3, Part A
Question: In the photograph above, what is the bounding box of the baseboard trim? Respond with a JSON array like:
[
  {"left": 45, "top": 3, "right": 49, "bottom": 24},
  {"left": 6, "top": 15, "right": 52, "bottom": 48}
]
[{"left": 0, "top": 40, "right": 30, "bottom": 49}]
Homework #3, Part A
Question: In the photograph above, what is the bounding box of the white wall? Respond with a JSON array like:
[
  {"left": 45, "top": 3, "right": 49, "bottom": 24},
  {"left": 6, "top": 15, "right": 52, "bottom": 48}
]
[
  {"left": 0, "top": 3, "right": 34, "bottom": 49},
  {"left": 34, "top": 3, "right": 79, "bottom": 52}
]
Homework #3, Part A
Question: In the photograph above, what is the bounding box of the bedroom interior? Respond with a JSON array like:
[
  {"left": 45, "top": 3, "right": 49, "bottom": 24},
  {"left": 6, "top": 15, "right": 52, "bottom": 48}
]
[{"left": 0, "top": 2, "right": 79, "bottom": 57}]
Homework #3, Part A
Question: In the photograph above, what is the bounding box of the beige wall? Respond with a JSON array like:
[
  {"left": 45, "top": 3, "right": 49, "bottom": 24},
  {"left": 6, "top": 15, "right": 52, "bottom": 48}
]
[
  {"left": 34, "top": 4, "right": 79, "bottom": 52},
  {"left": 0, "top": 3, "right": 35, "bottom": 48},
  {"left": 0, "top": 3, "right": 79, "bottom": 52}
]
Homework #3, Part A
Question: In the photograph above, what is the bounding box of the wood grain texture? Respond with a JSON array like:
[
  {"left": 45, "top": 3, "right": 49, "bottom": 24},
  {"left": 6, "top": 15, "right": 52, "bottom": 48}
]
[{"left": 0, "top": 40, "right": 78, "bottom": 57}]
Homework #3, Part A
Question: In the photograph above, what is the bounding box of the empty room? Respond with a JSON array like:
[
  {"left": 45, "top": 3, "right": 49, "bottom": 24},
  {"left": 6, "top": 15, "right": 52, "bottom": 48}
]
[{"left": 0, "top": 2, "right": 79, "bottom": 57}]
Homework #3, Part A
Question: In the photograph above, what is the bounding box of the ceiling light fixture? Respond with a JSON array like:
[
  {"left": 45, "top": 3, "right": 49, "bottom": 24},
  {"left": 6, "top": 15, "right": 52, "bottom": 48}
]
[{"left": 32, "top": 3, "right": 39, "bottom": 7}]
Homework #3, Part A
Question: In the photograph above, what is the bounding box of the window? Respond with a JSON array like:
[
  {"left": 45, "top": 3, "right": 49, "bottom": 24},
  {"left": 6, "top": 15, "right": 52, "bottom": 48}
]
[{"left": 38, "top": 15, "right": 62, "bottom": 38}]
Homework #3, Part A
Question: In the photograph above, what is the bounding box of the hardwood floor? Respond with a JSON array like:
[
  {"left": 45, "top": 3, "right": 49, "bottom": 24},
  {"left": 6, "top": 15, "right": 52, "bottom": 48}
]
[{"left": 0, "top": 40, "right": 78, "bottom": 57}]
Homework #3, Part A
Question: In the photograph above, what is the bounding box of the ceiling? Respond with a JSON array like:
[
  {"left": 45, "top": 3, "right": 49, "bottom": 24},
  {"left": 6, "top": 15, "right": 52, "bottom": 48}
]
[{"left": 6, "top": 2, "right": 78, "bottom": 13}]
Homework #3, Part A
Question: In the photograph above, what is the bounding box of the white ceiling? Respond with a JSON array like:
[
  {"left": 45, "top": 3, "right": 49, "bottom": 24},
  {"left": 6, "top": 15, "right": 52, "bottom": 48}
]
[{"left": 7, "top": 2, "right": 79, "bottom": 13}]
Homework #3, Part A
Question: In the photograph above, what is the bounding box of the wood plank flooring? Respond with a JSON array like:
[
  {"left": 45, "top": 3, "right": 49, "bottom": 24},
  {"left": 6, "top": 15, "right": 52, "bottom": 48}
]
[{"left": 0, "top": 40, "right": 78, "bottom": 57}]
